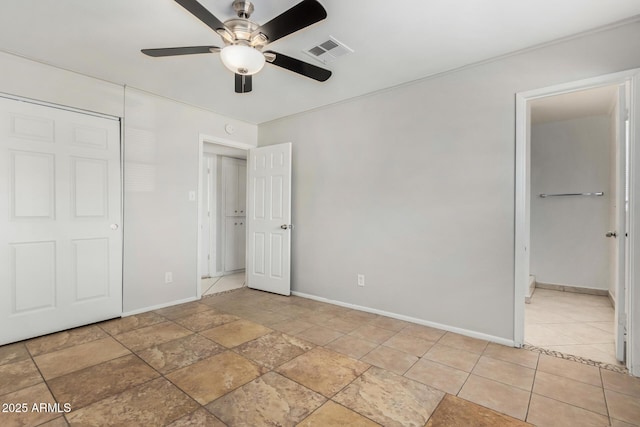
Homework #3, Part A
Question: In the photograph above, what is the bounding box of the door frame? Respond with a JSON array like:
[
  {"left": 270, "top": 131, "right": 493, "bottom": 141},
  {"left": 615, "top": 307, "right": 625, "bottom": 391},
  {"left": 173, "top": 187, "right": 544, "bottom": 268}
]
[
  {"left": 196, "top": 134, "right": 252, "bottom": 298},
  {"left": 514, "top": 69, "right": 640, "bottom": 375}
]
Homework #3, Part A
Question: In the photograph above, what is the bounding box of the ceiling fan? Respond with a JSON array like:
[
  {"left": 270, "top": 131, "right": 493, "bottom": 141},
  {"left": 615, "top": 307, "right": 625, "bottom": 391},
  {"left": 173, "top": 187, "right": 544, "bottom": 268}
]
[{"left": 142, "top": 0, "right": 332, "bottom": 93}]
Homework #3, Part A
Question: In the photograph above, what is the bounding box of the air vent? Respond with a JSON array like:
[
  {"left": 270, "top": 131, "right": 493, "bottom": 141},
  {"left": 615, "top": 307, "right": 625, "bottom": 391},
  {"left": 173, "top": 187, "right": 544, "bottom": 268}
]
[{"left": 303, "top": 36, "right": 353, "bottom": 65}]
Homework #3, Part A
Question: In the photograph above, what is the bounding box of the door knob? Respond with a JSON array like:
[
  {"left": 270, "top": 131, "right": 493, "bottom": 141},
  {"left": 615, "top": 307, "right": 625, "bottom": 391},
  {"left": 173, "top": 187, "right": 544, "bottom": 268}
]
[
  {"left": 606, "top": 231, "right": 617, "bottom": 238},
  {"left": 280, "top": 224, "right": 292, "bottom": 230},
  {"left": 110, "top": 224, "right": 119, "bottom": 230}
]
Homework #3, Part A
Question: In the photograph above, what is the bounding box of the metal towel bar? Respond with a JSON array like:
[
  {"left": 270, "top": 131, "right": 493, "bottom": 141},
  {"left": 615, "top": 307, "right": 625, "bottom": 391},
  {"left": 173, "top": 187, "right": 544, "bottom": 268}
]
[{"left": 538, "top": 192, "right": 604, "bottom": 198}]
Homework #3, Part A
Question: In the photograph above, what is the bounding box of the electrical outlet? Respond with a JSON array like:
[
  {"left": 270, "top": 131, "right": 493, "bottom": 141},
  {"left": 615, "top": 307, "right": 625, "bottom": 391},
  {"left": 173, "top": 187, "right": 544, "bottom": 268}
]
[
  {"left": 357, "top": 274, "right": 365, "bottom": 287},
  {"left": 165, "top": 272, "right": 173, "bottom": 283}
]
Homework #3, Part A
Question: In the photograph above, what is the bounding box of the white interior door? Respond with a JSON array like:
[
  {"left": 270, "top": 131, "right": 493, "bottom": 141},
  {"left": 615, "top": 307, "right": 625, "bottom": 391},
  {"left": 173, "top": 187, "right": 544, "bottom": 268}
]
[
  {"left": 0, "top": 97, "right": 122, "bottom": 345},
  {"left": 200, "top": 156, "right": 211, "bottom": 277},
  {"left": 247, "top": 143, "right": 292, "bottom": 295},
  {"left": 614, "top": 84, "right": 628, "bottom": 362}
]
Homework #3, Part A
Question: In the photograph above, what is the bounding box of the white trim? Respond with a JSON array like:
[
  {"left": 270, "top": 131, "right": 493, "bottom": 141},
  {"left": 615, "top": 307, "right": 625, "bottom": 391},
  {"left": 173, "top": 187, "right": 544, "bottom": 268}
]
[
  {"left": 292, "top": 291, "right": 515, "bottom": 347},
  {"left": 0, "top": 92, "right": 120, "bottom": 121},
  {"left": 515, "top": 68, "right": 640, "bottom": 375},
  {"left": 196, "top": 133, "right": 251, "bottom": 300},
  {"left": 121, "top": 296, "right": 198, "bottom": 317}
]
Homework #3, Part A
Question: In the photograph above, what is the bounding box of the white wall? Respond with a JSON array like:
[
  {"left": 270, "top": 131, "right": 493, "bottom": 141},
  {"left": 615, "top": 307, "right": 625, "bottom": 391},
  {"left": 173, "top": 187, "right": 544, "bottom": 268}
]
[
  {"left": 258, "top": 21, "right": 640, "bottom": 341},
  {"left": 0, "top": 51, "right": 258, "bottom": 315},
  {"left": 123, "top": 88, "right": 257, "bottom": 312},
  {"left": 530, "top": 116, "right": 611, "bottom": 290}
]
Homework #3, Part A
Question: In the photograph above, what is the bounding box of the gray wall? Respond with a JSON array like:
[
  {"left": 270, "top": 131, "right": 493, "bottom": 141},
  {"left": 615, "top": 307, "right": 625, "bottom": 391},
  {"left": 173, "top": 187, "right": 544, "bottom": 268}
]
[
  {"left": 530, "top": 116, "right": 612, "bottom": 290},
  {"left": 258, "top": 21, "right": 640, "bottom": 341}
]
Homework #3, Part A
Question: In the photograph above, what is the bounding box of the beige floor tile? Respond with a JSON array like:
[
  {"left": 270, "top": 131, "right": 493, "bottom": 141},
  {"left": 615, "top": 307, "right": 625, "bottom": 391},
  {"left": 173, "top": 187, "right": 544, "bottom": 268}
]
[
  {"left": 297, "top": 401, "right": 380, "bottom": 427},
  {"left": 113, "top": 322, "right": 192, "bottom": 352},
  {"left": 200, "top": 319, "right": 272, "bottom": 348},
  {"left": 0, "top": 358, "right": 43, "bottom": 395},
  {"left": 66, "top": 378, "right": 199, "bottom": 426},
  {"left": 324, "top": 335, "right": 379, "bottom": 359},
  {"left": 297, "top": 312, "right": 340, "bottom": 327},
  {"left": 610, "top": 419, "right": 637, "bottom": 427},
  {"left": 349, "top": 324, "right": 397, "bottom": 344},
  {"left": 0, "top": 343, "right": 30, "bottom": 366},
  {"left": 606, "top": 389, "right": 640, "bottom": 425},
  {"left": 239, "top": 307, "right": 291, "bottom": 323},
  {"left": 277, "top": 347, "right": 369, "bottom": 397},
  {"left": 38, "top": 417, "right": 69, "bottom": 427},
  {"left": 437, "top": 332, "right": 488, "bottom": 354},
  {"left": 383, "top": 333, "right": 434, "bottom": 357},
  {"left": 154, "top": 301, "right": 212, "bottom": 320},
  {"left": 482, "top": 343, "right": 539, "bottom": 369},
  {"left": 166, "top": 351, "right": 265, "bottom": 405},
  {"left": 525, "top": 324, "right": 581, "bottom": 346},
  {"left": 47, "top": 354, "right": 159, "bottom": 409},
  {"left": 558, "top": 322, "right": 615, "bottom": 344},
  {"left": 296, "top": 325, "right": 344, "bottom": 346},
  {"left": 34, "top": 336, "right": 130, "bottom": 380},
  {"left": 0, "top": 383, "right": 59, "bottom": 427},
  {"left": 472, "top": 356, "right": 535, "bottom": 391},
  {"left": 426, "top": 394, "right": 531, "bottom": 427},
  {"left": 136, "top": 334, "right": 225, "bottom": 374},
  {"left": 536, "top": 354, "right": 602, "bottom": 386},
  {"left": 207, "top": 372, "right": 326, "bottom": 426},
  {"left": 543, "top": 344, "right": 622, "bottom": 366},
  {"left": 98, "top": 311, "right": 166, "bottom": 336},
  {"left": 361, "top": 345, "right": 418, "bottom": 375},
  {"left": 270, "top": 319, "right": 315, "bottom": 336},
  {"left": 532, "top": 371, "right": 607, "bottom": 415},
  {"left": 234, "top": 332, "right": 314, "bottom": 369},
  {"left": 526, "top": 394, "right": 609, "bottom": 427},
  {"left": 601, "top": 369, "right": 640, "bottom": 397},
  {"left": 166, "top": 408, "right": 226, "bottom": 427},
  {"left": 458, "top": 374, "right": 531, "bottom": 421},
  {"left": 404, "top": 358, "right": 469, "bottom": 395},
  {"left": 340, "top": 310, "right": 380, "bottom": 323},
  {"left": 399, "top": 324, "right": 446, "bottom": 342},
  {"left": 25, "top": 325, "right": 107, "bottom": 356},
  {"left": 370, "top": 316, "right": 410, "bottom": 332},
  {"left": 334, "top": 366, "right": 444, "bottom": 427},
  {"left": 424, "top": 344, "right": 481, "bottom": 372},
  {"left": 322, "top": 316, "right": 362, "bottom": 333},
  {"left": 174, "top": 310, "right": 239, "bottom": 332}
]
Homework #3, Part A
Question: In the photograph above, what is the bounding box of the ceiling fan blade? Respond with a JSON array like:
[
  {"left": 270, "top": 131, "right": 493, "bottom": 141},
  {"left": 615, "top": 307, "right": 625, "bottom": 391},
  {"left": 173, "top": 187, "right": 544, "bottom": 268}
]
[
  {"left": 174, "top": 0, "right": 227, "bottom": 32},
  {"left": 141, "top": 46, "right": 220, "bottom": 57},
  {"left": 265, "top": 51, "right": 331, "bottom": 82},
  {"left": 235, "top": 74, "right": 252, "bottom": 93},
  {"left": 254, "top": 0, "right": 327, "bottom": 44}
]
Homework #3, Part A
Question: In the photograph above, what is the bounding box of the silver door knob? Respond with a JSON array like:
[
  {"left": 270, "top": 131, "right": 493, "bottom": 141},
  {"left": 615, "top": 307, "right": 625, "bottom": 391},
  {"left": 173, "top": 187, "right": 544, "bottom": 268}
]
[
  {"left": 110, "top": 224, "right": 119, "bottom": 230},
  {"left": 281, "top": 224, "right": 292, "bottom": 230},
  {"left": 606, "top": 231, "right": 617, "bottom": 238}
]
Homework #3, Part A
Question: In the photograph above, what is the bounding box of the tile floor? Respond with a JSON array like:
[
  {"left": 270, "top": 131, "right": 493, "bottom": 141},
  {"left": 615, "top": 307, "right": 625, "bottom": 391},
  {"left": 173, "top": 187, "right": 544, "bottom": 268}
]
[
  {"left": 201, "top": 272, "right": 246, "bottom": 296},
  {"left": 525, "top": 288, "right": 623, "bottom": 366},
  {"left": 1, "top": 287, "right": 640, "bottom": 426}
]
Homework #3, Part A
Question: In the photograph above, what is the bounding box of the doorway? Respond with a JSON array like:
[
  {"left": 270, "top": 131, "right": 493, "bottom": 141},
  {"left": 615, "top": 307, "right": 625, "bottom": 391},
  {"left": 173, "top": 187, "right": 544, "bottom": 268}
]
[
  {"left": 525, "top": 85, "right": 624, "bottom": 365},
  {"left": 198, "top": 140, "right": 249, "bottom": 297},
  {"left": 515, "top": 69, "right": 640, "bottom": 375}
]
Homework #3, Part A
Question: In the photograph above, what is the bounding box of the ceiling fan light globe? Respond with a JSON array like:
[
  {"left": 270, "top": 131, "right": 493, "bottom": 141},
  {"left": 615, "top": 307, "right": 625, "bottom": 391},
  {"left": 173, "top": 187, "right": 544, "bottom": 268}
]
[{"left": 220, "top": 45, "right": 265, "bottom": 75}]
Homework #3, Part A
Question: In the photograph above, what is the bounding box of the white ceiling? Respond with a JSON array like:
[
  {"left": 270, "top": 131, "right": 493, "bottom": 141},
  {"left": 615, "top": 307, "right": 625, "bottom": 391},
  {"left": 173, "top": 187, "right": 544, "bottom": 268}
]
[
  {"left": 1, "top": 1, "right": 639, "bottom": 124},
  {"left": 530, "top": 85, "right": 618, "bottom": 124}
]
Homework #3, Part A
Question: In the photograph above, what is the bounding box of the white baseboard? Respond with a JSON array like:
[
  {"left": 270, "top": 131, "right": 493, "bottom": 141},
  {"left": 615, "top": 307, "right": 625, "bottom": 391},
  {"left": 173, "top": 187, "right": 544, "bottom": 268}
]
[
  {"left": 291, "top": 291, "right": 515, "bottom": 347},
  {"left": 121, "top": 296, "right": 199, "bottom": 317}
]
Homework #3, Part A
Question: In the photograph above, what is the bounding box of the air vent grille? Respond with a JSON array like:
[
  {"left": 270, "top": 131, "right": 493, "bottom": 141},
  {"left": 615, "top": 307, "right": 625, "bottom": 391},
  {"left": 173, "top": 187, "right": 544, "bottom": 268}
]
[{"left": 303, "top": 36, "right": 353, "bottom": 64}]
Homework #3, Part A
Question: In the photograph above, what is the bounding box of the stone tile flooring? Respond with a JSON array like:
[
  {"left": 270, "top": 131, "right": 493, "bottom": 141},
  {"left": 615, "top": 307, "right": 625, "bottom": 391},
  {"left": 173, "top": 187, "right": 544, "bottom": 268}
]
[
  {"left": 525, "top": 288, "right": 622, "bottom": 366},
  {"left": 1, "top": 287, "right": 639, "bottom": 426},
  {"left": 201, "top": 272, "right": 246, "bottom": 296}
]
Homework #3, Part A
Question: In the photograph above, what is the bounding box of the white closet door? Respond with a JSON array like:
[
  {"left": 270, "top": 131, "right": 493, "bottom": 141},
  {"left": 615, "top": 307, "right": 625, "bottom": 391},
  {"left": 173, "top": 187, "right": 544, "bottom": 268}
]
[
  {"left": 0, "top": 97, "right": 122, "bottom": 345},
  {"left": 223, "top": 158, "right": 239, "bottom": 216},
  {"left": 238, "top": 163, "right": 247, "bottom": 216}
]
